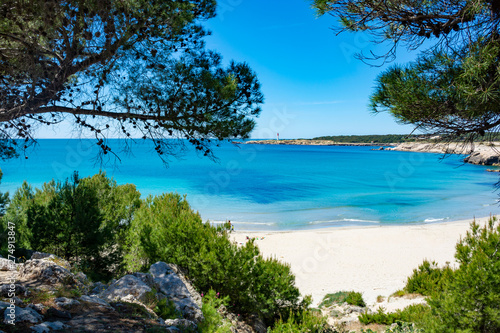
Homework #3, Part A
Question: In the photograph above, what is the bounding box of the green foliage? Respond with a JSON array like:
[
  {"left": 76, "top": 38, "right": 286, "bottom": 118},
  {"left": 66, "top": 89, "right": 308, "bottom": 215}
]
[
  {"left": 370, "top": 39, "right": 500, "bottom": 138},
  {"left": 3, "top": 171, "right": 141, "bottom": 280},
  {"left": 404, "top": 260, "right": 454, "bottom": 296},
  {"left": 391, "top": 290, "right": 406, "bottom": 298},
  {"left": 125, "top": 193, "right": 304, "bottom": 326},
  {"left": 0, "top": 169, "right": 9, "bottom": 256},
  {"left": 423, "top": 217, "right": 500, "bottom": 332},
  {"left": 54, "top": 285, "right": 83, "bottom": 299},
  {"left": 319, "top": 291, "right": 366, "bottom": 308},
  {"left": 199, "top": 289, "right": 232, "bottom": 333},
  {"left": 358, "top": 304, "right": 430, "bottom": 325},
  {"left": 267, "top": 310, "right": 334, "bottom": 333},
  {"left": 1, "top": 181, "right": 34, "bottom": 255},
  {"left": 345, "top": 291, "right": 366, "bottom": 307},
  {"left": 314, "top": 0, "right": 500, "bottom": 138},
  {"left": 0, "top": 0, "right": 263, "bottom": 162},
  {"left": 154, "top": 298, "right": 182, "bottom": 320}
]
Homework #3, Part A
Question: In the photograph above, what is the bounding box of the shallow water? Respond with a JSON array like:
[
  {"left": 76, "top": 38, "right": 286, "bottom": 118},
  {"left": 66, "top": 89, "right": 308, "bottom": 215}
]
[{"left": 1, "top": 139, "right": 499, "bottom": 230}]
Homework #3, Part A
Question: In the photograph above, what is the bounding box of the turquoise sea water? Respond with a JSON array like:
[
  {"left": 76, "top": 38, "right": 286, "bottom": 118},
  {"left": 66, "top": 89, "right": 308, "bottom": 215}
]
[{"left": 1, "top": 139, "right": 499, "bottom": 230}]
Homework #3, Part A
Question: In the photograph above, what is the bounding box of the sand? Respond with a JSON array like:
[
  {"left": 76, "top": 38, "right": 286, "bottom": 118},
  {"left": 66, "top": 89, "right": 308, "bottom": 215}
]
[{"left": 232, "top": 216, "right": 493, "bottom": 307}]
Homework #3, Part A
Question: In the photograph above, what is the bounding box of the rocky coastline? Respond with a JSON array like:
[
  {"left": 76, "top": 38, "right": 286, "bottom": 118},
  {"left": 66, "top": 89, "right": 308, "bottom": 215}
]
[
  {"left": 243, "top": 139, "right": 500, "bottom": 167},
  {"left": 387, "top": 142, "right": 500, "bottom": 166},
  {"left": 244, "top": 139, "right": 392, "bottom": 146}
]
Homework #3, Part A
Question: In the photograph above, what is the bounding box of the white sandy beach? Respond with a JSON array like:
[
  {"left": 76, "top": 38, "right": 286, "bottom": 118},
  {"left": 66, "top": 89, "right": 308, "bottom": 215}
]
[{"left": 232, "top": 216, "right": 493, "bottom": 308}]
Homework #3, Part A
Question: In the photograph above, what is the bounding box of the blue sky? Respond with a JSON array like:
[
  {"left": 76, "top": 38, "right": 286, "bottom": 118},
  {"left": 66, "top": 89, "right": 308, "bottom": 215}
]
[
  {"left": 37, "top": 0, "right": 422, "bottom": 139},
  {"left": 204, "top": 0, "right": 421, "bottom": 139}
]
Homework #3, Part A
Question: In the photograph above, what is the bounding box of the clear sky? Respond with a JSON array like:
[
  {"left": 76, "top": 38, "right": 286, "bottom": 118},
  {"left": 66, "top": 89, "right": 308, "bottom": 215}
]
[
  {"left": 36, "top": 0, "right": 422, "bottom": 139},
  {"left": 204, "top": 0, "right": 421, "bottom": 139}
]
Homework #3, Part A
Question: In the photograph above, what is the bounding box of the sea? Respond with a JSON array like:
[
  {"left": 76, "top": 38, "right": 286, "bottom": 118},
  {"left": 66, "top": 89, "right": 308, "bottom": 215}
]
[{"left": 1, "top": 139, "right": 499, "bottom": 231}]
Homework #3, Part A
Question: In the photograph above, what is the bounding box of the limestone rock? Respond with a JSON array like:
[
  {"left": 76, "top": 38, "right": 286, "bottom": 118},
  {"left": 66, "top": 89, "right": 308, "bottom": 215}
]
[
  {"left": 46, "top": 307, "right": 72, "bottom": 319},
  {"left": 0, "top": 301, "right": 10, "bottom": 310},
  {"left": 133, "top": 272, "right": 156, "bottom": 288},
  {"left": 18, "top": 258, "right": 81, "bottom": 287},
  {"left": 3, "top": 305, "right": 43, "bottom": 324},
  {"left": 79, "top": 295, "right": 112, "bottom": 309},
  {"left": 30, "top": 252, "right": 53, "bottom": 260},
  {"left": 31, "top": 321, "right": 67, "bottom": 332},
  {"left": 89, "top": 281, "right": 108, "bottom": 295},
  {"left": 150, "top": 262, "right": 204, "bottom": 323},
  {"left": 164, "top": 318, "right": 198, "bottom": 332},
  {"left": 54, "top": 297, "right": 80, "bottom": 309},
  {"left": 27, "top": 303, "right": 45, "bottom": 313},
  {"left": 101, "top": 274, "right": 153, "bottom": 304},
  {"left": 464, "top": 151, "right": 500, "bottom": 166},
  {"left": 0, "top": 283, "right": 27, "bottom": 298},
  {"left": 0, "top": 258, "right": 16, "bottom": 271}
]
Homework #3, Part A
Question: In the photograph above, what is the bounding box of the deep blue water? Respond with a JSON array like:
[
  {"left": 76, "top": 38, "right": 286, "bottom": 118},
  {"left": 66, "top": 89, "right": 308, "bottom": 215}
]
[{"left": 1, "top": 139, "right": 499, "bottom": 230}]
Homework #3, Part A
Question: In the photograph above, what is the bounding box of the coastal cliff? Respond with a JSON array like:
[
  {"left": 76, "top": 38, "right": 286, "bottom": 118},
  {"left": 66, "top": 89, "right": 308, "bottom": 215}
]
[{"left": 388, "top": 142, "right": 500, "bottom": 166}]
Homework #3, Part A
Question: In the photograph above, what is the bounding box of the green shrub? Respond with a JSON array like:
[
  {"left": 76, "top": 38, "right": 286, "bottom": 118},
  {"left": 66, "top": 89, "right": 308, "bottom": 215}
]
[
  {"left": 199, "top": 289, "right": 232, "bottom": 333},
  {"left": 125, "top": 193, "right": 305, "bottom": 326},
  {"left": 391, "top": 289, "right": 406, "bottom": 297},
  {"left": 359, "top": 304, "right": 430, "bottom": 325},
  {"left": 319, "top": 291, "right": 365, "bottom": 308},
  {"left": 423, "top": 217, "right": 500, "bottom": 332},
  {"left": 268, "top": 310, "right": 334, "bottom": 333},
  {"left": 154, "top": 298, "right": 182, "bottom": 320},
  {"left": 3, "top": 171, "right": 141, "bottom": 281},
  {"left": 404, "top": 260, "right": 454, "bottom": 296},
  {"left": 345, "top": 291, "right": 366, "bottom": 307}
]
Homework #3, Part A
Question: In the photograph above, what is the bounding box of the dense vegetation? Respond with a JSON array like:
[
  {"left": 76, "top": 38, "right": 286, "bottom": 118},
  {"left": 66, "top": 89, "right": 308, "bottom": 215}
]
[{"left": 318, "top": 291, "right": 366, "bottom": 308}]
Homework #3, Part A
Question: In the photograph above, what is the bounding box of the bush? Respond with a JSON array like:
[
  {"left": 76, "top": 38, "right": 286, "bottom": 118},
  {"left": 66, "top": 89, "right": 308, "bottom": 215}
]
[
  {"left": 404, "top": 260, "right": 454, "bottom": 296},
  {"left": 358, "top": 304, "right": 430, "bottom": 325},
  {"left": 2, "top": 171, "right": 141, "bottom": 281},
  {"left": 154, "top": 298, "right": 182, "bottom": 320},
  {"left": 423, "top": 217, "right": 500, "bottom": 332},
  {"left": 319, "top": 291, "right": 366, "bottom": 308},
  {"left": 124, "top": 193, "right": 305, "bottom": 326},
  {"left": 199, "top": 289, "right": 232, "bottom": 333},
  {"left": 268, "top": 310, "right": 334, "bottom": 333}
]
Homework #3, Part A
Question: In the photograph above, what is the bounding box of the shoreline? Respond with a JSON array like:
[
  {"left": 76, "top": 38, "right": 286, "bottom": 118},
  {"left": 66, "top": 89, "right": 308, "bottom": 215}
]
[
  {"left": 231, "top": 216, "right": 493, "bottom": 307},
  {"left": 243, "top": 139, "right": 392, "bottom": 146}
]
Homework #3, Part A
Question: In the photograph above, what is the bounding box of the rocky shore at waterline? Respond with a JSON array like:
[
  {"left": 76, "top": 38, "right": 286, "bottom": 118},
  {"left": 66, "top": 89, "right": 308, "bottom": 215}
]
[{"left": 387, "top": 142, "right": 500, "bottom": 166}]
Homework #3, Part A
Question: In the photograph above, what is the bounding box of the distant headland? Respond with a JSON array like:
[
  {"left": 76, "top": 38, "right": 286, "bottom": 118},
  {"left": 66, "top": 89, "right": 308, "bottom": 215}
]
[
  {"left": 243, "top": 139, "right": 392, "bottom": 146},
  {"left": 241, "top": 135, "right": 500, "bottom": 167}
]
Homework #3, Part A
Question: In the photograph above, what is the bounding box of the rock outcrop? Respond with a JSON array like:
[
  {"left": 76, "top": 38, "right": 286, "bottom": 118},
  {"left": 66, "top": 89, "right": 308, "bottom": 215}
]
[
  {"left": 464, "top": 151, "right": 500, "bottom": 166},
  {"left": 0, "top": 253, "right": 233, "bottom": 332},
  {"left": 150, "top": 261, "right": 204, "bottom": 323},
  {"left": 101, "top": 274, "right": 154, "bottom": 304},
  {"left": 18, "top": 256, "right": 83, "bottom": 287},
  {"left": 388, "top": 142, "right": 500, "bottom": 166},
  {"left": 0, "top": 258, "right": 16, "bottom": 271}
]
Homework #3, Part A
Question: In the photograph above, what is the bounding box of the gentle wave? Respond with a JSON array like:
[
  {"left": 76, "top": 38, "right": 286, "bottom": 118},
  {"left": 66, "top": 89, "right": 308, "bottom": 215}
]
[
  {"left": 308, "top": 218, "right": 379, "bottom": 225},
  {"left": 208, "top": 220, "right": 276, "bottom": 226},
  {"left": 424, "top": 217, "right": 450, "bottom": 223}
]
